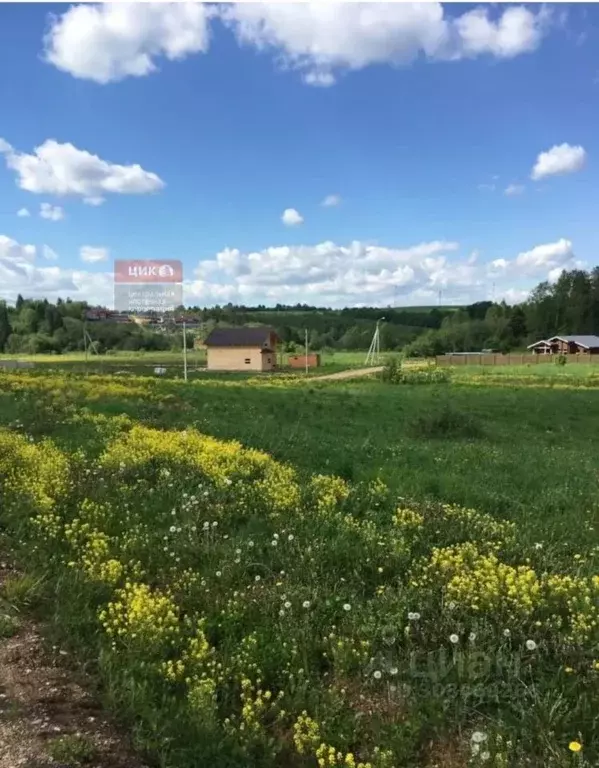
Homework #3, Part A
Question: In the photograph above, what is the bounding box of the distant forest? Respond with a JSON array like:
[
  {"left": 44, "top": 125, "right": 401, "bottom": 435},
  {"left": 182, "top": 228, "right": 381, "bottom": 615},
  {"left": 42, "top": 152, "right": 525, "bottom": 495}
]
[{"left": 1, "top": 268, "right": 599, "bottom": 355}]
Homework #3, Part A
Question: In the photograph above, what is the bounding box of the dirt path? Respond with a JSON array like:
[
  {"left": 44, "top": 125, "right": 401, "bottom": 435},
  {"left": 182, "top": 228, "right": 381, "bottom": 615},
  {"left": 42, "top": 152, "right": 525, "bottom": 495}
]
[
  {"left": 0, "top": 553, "right": 147, "bottom": 768},
  {"left": 313, "top": 366, "right": 384, "bottom": 381}
]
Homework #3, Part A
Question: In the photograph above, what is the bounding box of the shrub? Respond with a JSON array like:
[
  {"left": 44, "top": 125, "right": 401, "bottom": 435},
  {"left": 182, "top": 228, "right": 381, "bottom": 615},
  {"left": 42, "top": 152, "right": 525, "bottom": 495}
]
[
  {"left": 381, "top": 356, "right": 402, "bottom": 383},
  {"left": 555, "top": 354, "right": 567, "bottom": 366},
  {"left": 381, "top": 357, "right": 451, "bottom": 385}
]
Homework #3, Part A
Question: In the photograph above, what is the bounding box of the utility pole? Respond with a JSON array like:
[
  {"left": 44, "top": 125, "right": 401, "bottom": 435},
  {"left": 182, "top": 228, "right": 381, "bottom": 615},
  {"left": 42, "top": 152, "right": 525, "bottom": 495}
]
[
  {"left": 182, "top": 320, "right": 188, "bottom": 381},
  {"left": 305, "top": 328, "right": 309, "bottom": 375},
  {"left": 83, "top": 321, "right": 88, "bottom": 366},
  {"left": 365, "top": 317, "right": 385, "bottom": 366}
]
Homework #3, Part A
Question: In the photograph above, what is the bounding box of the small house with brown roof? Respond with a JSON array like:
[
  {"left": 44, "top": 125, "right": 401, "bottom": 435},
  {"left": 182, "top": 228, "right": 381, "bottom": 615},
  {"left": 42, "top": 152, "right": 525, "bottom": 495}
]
[{"left": 204, "top": 326, "right": 279, "bottom": 371}]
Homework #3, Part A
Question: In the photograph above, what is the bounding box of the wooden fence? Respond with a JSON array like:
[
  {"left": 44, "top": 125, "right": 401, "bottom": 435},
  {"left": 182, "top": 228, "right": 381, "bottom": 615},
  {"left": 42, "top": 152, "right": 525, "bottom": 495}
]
[{"left": 436, "top": 354, "right": 599, "bottom": 367}]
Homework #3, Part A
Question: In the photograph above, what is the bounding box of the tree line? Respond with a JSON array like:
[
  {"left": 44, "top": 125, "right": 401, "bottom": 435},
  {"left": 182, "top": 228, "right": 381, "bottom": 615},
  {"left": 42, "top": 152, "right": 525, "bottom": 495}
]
[
  {"left": 0, "top": 297, "right": 457, "bottom": 355},
  {"left": 1, "top": 268, "right": 598, "bottom": 355},
  {"left": 403, "top": 268, "right": 599, "bottom": 357},
  {"left": 0, "top": 296, "right": 172, "bottom": 354}
]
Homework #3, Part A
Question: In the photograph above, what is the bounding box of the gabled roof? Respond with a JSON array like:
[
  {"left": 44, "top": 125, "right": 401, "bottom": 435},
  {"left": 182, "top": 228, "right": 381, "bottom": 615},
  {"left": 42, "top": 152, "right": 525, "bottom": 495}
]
[
  {"left": 527, "top": 339, "right": 552, "bottom": 349},
  {"left": 549, "top": 336, "right": 599, "bottom": 349},
  {"left": 548, "top": 335, "right": 599, "bottom": 348},
  {"left": 527, "top": 335, "right": 599, "bottom": 350},
  {"left": 204, "top": 326, "right": 278, "bottom": 348}
]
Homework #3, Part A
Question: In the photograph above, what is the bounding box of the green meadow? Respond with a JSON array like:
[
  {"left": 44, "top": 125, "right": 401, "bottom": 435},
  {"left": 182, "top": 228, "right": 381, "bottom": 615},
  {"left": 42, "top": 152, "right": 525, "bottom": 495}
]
[{"left": 0, "top": 367, "right": 598, "bottom": 767}]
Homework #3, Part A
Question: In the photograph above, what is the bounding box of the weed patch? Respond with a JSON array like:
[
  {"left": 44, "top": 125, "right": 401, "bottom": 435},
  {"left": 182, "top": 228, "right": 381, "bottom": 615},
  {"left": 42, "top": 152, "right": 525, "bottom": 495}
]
[{"left": 47, "top": 734, "right": 97, "bottom": 765}]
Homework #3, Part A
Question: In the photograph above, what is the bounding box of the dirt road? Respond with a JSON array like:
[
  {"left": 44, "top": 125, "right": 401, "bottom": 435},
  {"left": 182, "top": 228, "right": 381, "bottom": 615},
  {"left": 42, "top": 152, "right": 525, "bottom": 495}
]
[{"left": 313, "top": 366, "right": 384, "bottom": 381}]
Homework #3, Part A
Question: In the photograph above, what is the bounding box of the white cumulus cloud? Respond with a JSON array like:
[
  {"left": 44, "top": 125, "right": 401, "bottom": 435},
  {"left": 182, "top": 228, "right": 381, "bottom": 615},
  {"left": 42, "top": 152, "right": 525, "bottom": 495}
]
[
  {"left": 0, "top": 234, "right": 36, "bottom": 264},
  {"left": 190, "top": 238, "right": 465, "bottom": 306},
  {"left": 0, "top": 234, "right": 115, "bottom": 306},
  {"left": 281, "top": 208, "right": 304, "bottom": 226},
  {"left": 40, "top": 202, "right": 64, "bottom": 221},
  {"left": 515, "top": 238, "right": 574, "bottom": 273},
  {"left": 44, "top": 2, "right": 211, "bottom": 84},
  {"left": 17, "top": 208, "right": 30, "bottom": 218},
  {"left": 221, "top": 3, "right": 549, "bottom": 85},
  {"left": 80, "top": 246, "right": 109, "bottom": 264},
  {"left": 531, "top": 143, "right": 587, "bottom": 180},
  {"left": 0, "top": 137, "right": 164, "bottom": 201},
  {"left": 453, "top": 6, "right": 546, "bottom": 59}
]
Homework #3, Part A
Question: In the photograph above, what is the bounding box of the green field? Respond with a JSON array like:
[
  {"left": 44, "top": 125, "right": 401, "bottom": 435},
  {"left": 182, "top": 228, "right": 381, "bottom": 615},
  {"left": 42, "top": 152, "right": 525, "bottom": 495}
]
[
  {"left": 0, "top": 367, "right": 597, "bottom": 767},
  {"left": 0, "top": 348, "right": 385, "bottom": 378}
]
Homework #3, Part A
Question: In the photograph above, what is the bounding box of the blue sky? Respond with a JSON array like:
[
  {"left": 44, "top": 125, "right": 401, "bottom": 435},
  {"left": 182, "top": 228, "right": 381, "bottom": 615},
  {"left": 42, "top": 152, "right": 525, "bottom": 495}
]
[{"left": 0, "top": 2, "right": 598, "bottom": 308}]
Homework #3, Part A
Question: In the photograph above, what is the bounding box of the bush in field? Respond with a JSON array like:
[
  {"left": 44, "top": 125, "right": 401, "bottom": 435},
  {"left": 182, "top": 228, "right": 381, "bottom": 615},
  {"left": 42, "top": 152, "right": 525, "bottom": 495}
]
[
  {"left": 555, "top": 354, "right": 568, "bottom": 366},
  {"left": 382, "top": 356, "right": 451, "bottom": 384},
  {"left": 381, "top": 355, "right": 402, "bottom": 383}
]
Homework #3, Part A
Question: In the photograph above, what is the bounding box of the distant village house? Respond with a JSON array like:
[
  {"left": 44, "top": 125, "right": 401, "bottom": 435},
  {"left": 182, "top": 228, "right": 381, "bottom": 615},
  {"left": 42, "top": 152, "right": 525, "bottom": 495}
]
[
  {"left": 527, "top": 335, "right": 599, "bottom": 355},
  {"left": 204, "top": 327, "right": 279, "bottom": 371}
]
